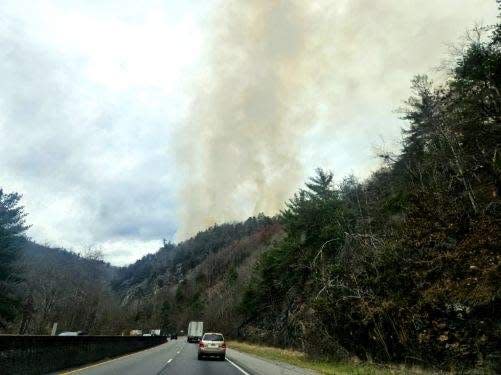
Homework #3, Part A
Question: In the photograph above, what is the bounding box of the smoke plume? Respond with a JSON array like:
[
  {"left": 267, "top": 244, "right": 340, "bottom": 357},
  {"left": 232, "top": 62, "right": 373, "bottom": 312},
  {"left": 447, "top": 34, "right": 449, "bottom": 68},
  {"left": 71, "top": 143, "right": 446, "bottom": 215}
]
[
  {"left": 176, "top": 0, "right": 497, "bottom": 239},
  {"left": 176, "top": 0, "right": 327, "bottom": 238}
]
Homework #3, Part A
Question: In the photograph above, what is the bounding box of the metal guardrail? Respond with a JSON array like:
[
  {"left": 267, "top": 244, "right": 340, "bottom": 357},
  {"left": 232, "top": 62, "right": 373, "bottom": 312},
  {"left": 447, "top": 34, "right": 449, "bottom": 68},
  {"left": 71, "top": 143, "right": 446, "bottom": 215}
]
[{"left": 0, "top": 335, "right": 166, "bottom": 375}]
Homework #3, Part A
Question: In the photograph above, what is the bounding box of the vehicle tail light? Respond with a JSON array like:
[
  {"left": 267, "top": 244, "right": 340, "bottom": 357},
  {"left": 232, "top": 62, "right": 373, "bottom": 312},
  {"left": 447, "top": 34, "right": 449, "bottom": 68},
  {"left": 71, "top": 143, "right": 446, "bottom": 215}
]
[
  {"left": 221, "top": 342, "right": 226, "bottom": 348},
  {"left": 199, "top": 341, "right": 204, "bottom": 348}
]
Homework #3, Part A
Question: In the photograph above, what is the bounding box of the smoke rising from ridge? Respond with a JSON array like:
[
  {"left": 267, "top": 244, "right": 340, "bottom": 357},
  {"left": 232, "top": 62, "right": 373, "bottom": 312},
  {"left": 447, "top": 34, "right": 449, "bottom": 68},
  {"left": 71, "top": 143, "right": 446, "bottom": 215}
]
[
  {"left": 176, "top": 0, "right": 497, "bottom": 239},
  {"left": 177, "top": 0, "right": 327, "bottom": 238}
]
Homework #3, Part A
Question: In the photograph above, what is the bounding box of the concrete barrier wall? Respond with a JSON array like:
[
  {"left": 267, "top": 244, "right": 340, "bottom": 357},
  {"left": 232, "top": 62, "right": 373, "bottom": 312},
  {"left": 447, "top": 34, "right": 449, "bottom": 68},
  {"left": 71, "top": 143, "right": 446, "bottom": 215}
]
[{"left": 0, "top": 335, "right": 166, "bottom": 375}]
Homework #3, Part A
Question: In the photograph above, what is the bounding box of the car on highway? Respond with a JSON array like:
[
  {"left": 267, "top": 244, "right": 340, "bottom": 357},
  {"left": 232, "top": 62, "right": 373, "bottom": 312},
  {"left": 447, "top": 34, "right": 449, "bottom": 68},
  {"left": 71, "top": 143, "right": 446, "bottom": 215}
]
[
  {"left": 170, "top": 332, "right": 178, "bottom": 340},
  {"left": 198, "top": 332, "right": 226, "bottom": 360}
]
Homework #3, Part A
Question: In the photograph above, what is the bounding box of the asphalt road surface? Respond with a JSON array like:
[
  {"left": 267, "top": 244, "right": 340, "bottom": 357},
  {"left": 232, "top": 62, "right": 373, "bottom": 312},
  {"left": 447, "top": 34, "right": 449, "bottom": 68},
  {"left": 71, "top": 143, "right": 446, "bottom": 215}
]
[{"left": 59, "top": 337, "right": 316, "bottom": 375}]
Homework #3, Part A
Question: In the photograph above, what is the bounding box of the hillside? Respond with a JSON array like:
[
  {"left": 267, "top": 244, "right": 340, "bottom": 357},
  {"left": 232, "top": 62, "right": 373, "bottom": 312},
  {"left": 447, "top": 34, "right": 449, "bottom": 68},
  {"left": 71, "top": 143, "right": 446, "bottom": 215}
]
[
  {"left": 6, "top": 216, "right": 281, "bottom": 336},
  {"left": 15, "top": 241, "right": 121, "bottom": 334},
  {"left": 236, "top": 23, "right": 501, "bottom": 371},
  {"left": 112, "top": 215, "right": 283, "bottom": 334}
]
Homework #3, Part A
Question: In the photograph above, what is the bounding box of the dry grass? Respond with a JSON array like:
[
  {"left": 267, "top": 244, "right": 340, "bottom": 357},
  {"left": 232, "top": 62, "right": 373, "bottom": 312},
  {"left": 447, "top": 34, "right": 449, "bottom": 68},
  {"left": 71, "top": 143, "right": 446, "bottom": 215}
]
[{"left": 227, "top": 341, "right": 439, "bottom": 375}]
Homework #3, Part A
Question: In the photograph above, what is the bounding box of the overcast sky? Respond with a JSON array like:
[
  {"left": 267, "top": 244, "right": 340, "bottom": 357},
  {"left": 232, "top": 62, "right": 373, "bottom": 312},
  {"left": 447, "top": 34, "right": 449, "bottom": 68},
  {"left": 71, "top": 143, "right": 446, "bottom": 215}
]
[{"left": 0, "top": 0, "right": 497, "bottom": 265}]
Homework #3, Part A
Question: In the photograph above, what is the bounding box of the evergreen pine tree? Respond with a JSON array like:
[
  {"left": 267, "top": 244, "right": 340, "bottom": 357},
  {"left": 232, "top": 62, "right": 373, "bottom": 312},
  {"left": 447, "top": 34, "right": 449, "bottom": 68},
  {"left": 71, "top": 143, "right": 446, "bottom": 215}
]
[{"left": 0, "top": 189, "right": 28, "bottom": 329}]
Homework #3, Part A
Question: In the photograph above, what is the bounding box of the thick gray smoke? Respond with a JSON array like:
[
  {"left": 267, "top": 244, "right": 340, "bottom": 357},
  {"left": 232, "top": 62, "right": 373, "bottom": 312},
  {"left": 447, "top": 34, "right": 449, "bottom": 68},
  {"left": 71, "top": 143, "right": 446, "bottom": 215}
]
[
  {"left": 176, "top": 0, "right": 497, "bottom": 239},
  {"left": 176, "top": 0, "right": 326, "bottom": 238}
]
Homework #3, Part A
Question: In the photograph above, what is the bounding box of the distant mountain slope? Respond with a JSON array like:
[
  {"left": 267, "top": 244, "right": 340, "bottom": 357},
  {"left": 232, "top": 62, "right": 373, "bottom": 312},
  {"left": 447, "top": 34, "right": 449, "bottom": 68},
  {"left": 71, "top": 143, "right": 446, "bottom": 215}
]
[
  {"left": 11, "top": 216, "right": 281, "bottom": 335},
  {"left": 20, "top": 241, "right": 118, "bottom": 280},
  {"left": 112, "top": 215, "right": 283, "bottom": 335},
  {"left": 16, "top": 241, "right": 121, "bottom": 334},
  {"left": 112, "top": 215, "right": 277, "bottom": 292}
]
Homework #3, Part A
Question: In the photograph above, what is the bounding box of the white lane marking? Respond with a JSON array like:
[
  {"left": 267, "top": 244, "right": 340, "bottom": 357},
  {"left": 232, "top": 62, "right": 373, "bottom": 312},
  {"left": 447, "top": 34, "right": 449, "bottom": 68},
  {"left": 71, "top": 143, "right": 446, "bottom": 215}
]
[
  {"left": 167, "top": 359, "right": 173, "bottom": 363},
  {"left": 226, "top": 358, "right": 251, "bottom": 375}
]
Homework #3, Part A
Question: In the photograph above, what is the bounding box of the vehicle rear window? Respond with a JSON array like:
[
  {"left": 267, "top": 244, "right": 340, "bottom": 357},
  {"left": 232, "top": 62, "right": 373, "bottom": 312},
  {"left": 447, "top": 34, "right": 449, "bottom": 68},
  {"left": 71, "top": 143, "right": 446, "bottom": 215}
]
[{"left": 203, "top": 334, "right": 224, "bottom": 341}]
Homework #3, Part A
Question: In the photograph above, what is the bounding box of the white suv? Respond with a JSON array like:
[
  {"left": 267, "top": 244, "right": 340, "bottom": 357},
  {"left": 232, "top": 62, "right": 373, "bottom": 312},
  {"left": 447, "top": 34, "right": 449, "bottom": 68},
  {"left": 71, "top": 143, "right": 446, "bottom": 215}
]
[{"left": 198, "top": 333, "right": 226, "bottom": 360}]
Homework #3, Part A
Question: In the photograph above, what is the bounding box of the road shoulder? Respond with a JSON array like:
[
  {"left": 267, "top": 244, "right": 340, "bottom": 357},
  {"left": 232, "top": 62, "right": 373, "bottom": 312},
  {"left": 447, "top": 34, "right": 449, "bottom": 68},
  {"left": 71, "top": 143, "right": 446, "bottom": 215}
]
[{"left": 226, "top": 348, "right": 319, "bottom": 375}]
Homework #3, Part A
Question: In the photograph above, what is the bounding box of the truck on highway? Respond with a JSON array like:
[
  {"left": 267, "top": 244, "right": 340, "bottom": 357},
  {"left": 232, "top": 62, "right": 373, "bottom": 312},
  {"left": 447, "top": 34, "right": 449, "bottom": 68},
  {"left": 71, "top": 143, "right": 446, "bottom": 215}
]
[
  {"left": 187, "top": 321, "right": 203, "bottom": 343},
  {"left": 130, "top": 329, "right": 142, "bottom": 336}
]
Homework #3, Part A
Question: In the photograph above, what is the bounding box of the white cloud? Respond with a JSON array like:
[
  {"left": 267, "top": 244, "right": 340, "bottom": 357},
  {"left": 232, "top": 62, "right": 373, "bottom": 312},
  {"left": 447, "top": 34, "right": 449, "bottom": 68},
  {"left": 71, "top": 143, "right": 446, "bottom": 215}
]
[{"left": 0, "top": 0, "right": 205, "bottom": 264}]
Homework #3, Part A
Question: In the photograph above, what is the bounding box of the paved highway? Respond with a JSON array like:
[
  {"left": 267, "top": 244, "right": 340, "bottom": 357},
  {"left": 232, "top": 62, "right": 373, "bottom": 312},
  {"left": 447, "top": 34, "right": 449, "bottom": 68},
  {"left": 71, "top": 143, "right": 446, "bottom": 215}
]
[{"left": 59, "top": 337, "right": 316, "bottom": 375}]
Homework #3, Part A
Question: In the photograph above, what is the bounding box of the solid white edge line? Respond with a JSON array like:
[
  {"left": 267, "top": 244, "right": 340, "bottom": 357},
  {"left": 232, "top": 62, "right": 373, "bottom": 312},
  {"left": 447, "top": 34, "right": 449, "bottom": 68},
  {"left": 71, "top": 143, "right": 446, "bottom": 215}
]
[{"left": 226, "top": 358, "right": 252, "bottom": 375}]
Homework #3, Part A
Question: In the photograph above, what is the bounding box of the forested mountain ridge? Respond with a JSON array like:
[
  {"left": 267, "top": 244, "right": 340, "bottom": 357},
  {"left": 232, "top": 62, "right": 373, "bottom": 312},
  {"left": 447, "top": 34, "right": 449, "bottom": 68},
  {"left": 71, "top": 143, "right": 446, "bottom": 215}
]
[
  {"left": 111, "top": 216, "right": 283, "bottom": 334},
  {"left": 16, "top": 241, "right": 121, "bottom": 334},
  {"left": 112, "top": 215, "right": 276, "bottom": 292},
  {"left": 0, "top": 193, "right": 123, "bottom": 334},
  {"left": 1, "top": 212, "right": 281, "bottom": 336},
  {"left": 238, "top": 20, "right": 501, "bottom": 371}
]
